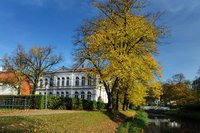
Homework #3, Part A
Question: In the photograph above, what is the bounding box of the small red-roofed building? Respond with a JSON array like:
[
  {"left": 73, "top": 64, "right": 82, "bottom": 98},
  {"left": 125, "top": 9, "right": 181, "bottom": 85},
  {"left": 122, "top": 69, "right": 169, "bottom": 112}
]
[{"left": 0, "top": 71, "right": 31, "bottom": 95}]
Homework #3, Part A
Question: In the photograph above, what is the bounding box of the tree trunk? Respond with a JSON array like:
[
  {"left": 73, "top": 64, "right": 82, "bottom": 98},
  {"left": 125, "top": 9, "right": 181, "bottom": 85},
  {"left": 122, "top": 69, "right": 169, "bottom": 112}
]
[
  {"left": 107, "top": 93, "right": 113, "bottom": 113},
  {"left": 123, "top": 92, "right": 128, "bottom": 111},
  {"left": 115, "top": 89, "right": 119, "bottom": 111}
]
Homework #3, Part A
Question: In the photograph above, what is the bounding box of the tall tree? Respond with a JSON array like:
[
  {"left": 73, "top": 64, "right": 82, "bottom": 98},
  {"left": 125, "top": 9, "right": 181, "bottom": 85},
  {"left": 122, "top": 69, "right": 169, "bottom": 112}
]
[
  {"left": 25, "top": 46, "right": 63, "bottom": 94},
  {"left": 1, "top": 45, "right": 63, "bottom": 94},
  {"left": 1, "top": 45, "right": 28, "bottom": 94},
  {"left": 162, "top": 83, "right": 197, "bottom": 106},
  {"left": 172, "top": 73, "right": 185, "bottom": 84},
  {"left": 74, "top": 0, "right": 164, "bottom": 112},
  {"left": 162, "top": 74, "right": 197, "bottom": 106}
]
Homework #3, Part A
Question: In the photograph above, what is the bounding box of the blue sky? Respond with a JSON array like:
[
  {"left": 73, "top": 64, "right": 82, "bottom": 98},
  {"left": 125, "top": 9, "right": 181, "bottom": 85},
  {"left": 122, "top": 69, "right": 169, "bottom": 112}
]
[{"left": 0, "top": 0, "right": 200, "bottom": 81}]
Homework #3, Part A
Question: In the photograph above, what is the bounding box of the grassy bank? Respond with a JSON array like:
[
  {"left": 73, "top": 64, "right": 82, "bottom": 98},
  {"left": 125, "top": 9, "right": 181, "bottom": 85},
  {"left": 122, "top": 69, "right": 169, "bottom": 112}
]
[
  {"left": 0, "top": 111, "right": 118, "bottom": 133},
  {"left": 117, "top": 110, "right": 148, "bottom": 133}
]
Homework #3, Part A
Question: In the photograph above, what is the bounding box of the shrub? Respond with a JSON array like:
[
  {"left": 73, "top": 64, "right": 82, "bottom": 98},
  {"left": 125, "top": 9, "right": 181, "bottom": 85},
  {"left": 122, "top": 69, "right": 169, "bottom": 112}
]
[
  {"left": 47, "top": 96, "right": 64, "bottom": 109},
  {"left": 181, "top": 103, "right": 200, "bottom": 112},
  {"left": 97, "top": 97, "right": 105, "bottom": 111},
  {"left": 83, "top": 100, "right": 97, "bottom": 110},
  {"left": 72, "top": 98, "right": 83, "bottom": 110},
  {"left": 32, "top": 95, "right": 45, "bottom": 109},
  {"left": 0, "top": 95, "right": 102, "bottom": 110}
]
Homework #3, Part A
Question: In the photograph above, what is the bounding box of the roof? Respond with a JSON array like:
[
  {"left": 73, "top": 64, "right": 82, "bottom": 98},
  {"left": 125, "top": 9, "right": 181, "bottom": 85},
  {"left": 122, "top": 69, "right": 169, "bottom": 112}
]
[{"left": 46, "top": 66, "right": 93, "bottom": 74}]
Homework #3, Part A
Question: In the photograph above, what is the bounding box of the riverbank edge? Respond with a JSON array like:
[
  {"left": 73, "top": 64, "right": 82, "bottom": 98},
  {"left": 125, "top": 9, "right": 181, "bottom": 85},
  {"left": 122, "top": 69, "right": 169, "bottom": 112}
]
[
  {"left": 165, "top": 109, "right": 200, "bottom": 121},
  {"left": 117, "top": 110, "right": 148, "bottom": 133}
]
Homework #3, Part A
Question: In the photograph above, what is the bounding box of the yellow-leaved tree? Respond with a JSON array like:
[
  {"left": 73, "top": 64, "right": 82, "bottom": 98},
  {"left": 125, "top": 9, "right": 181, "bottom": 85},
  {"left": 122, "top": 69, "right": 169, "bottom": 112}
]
[{"left": 74, "top": 0, "right": 165, "bottom": 113}]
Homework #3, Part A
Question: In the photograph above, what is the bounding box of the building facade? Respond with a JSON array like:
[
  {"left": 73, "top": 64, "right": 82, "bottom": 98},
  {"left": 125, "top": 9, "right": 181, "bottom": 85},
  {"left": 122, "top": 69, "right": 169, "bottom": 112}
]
[{"left": 35, "top": 67, "right": 108, "bottom": 103}]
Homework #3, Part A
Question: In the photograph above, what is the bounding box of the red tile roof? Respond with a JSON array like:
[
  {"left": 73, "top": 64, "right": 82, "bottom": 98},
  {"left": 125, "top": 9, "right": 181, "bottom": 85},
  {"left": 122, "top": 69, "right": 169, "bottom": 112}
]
[{"left": 0, "top": 72, "right": 31, "bottom": 95}]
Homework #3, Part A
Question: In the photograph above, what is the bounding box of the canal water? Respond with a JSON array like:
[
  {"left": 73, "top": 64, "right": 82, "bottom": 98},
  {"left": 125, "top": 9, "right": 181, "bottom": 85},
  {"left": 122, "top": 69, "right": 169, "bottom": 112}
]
[{"left": 145, "top": 114, "right": 200, "bottom": 133}]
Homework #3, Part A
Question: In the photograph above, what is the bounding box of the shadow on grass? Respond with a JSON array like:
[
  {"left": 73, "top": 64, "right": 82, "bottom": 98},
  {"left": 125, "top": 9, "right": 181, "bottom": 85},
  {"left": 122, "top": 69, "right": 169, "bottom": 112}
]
[
  {"left": 102, "top": 110, "right": 148, "bottom": 133},
  {"left": 102, "top": 111, "right": 129, "bottom": 123},
  {"left": 0, "top": 116, "right": 43, "bottom": 133}
]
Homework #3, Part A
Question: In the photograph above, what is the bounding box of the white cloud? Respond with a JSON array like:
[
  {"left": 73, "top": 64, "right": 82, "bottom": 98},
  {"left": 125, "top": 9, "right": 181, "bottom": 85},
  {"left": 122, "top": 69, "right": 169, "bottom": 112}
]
[
  {"left": 22, "top": 0, "right": 90, "bottom": 10},
  {"left": 161, "top": 0, "right": 200, "bottom": 12},
  {"left": 24, "top": 0, "right": 49, "bottom": 6}
]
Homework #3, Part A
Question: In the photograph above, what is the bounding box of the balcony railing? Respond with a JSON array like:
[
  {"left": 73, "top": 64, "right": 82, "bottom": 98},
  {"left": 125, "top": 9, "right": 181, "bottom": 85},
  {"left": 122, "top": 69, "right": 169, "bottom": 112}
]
[{"left": 37, "top": 85, "right": 96, "bottom": 90}]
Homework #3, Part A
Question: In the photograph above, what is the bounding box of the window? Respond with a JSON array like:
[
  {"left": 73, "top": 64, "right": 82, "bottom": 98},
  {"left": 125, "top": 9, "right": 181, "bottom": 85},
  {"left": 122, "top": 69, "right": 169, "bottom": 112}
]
[
  {"left": 81, "top": 92, "right": 85, "bottom": 99},
  {"left": 87, "top": 91, "right": 92, "bottom": 100},
  {"left": 49, "top": 92, "right": 52, "bottom": 95},
  {"left": 44, "top": 92, "right": 46, "bottom": 95},
  {"left": 62, "top": 77, "right": 65, "bottom": 86},
  {"left": 45, "top": 78, "right": 48, "bottom": 86},
  {"left": 57, "top": 77, "right": 60, "bottom": 86},
  {"left": 82, "top": 77, "right": 85, "bottom": 86},
  {"left": 66, "top": 77, "right": 70, "bottom": 86},
  {"left": 75, "top": 92, "right": 79, "bottom": 98},
  {"left": 50, "top": 78, "right": 54, "bottom": 87},
  {"left": 56, "top": 92, "right": 60, "bottom": 96},
  {"left": 88, "top": 76, "right": 92, "bottom": 86},
  {"left": 61, "top": 92, "right": 64, "bottom": 97},
  {"left": 66, "top": 92, "right": 69, "bottom": 98},
  {"left": 39, "top": 92, "right": 42, "bottom": 95},
  {"left": 40, "top": 79, "right": 43, "bottom": 87},
  {"left": 75, "top": 77, "right": 79, "bottom": 86}
]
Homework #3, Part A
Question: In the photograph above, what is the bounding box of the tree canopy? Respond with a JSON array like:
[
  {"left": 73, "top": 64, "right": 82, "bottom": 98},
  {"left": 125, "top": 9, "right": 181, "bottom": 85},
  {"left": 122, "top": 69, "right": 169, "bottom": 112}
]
[
  {"left": 1, "top": 45, "right": 63, "bottom": 94},
  {"left": 74, "top": 0, "right": 164, "bottom": 112}
]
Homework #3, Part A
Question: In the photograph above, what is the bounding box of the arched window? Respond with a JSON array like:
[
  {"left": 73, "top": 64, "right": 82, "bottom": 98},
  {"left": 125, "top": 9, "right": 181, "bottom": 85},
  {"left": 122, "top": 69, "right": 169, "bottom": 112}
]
[
  {"left": 87, "top": 91, "right": 92, "bottom": 100},
  {"left": 75, "top": 92, "right": 79, "bottom": 98},
  {"left": 50, "top": 78, "right": 54, "bottom": 87},
  {"left": 61, "top": 92, "right": 64, "bottom": 97},
  {"left": 66, "top": 77, "right": 70, "bottom": 86},
  {"left": 88, "top": 76, "right": 92, "bottom": 86},
  {"left": 39, "top": 92, "right": 42, "bottom": 95},
  {"left": 62, "top": 77, "right": 65, "bottom": 86},
  {"left": 45, "top": 78, "right": 48, "bottom": 86},
  {"left": 49, "top": 92, "right": 52, "bottom": 95},
  {"left": 81, "top": 92, "right": 85, "bottom": 99},
  {"left": 82, "top": 77, "right": 85, "bottom": 86},
  {"left": 66, "top": 92, "right": 69, "bottom": 98},
  {"left": 57, "top": 77, "right": 60, "bottom": 86},
  {"left": 56, "top": 92, "right": 60, "bottom": 96},
  {"left": 75, "top": 77, "right": 79, "bottom": 86},
  {"left": 40, "top": 79, "right": 43, "bottom": 87}
]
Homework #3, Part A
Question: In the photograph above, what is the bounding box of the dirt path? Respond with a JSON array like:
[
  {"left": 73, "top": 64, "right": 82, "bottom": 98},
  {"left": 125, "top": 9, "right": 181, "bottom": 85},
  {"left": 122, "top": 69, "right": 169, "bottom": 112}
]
[{"left": 0, "top": 110, "right": 84, "bottom": 117}]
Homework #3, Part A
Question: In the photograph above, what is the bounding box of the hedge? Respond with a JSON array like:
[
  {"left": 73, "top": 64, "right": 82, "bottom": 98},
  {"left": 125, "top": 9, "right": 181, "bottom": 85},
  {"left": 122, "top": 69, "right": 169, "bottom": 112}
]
[
  {"left": 0, "top": 95, "right": 44, "bottom": 109},
  {"left": 47, "top": 96, "right": 97, "bottom": 110},
  {"left": 0, "top": 95, "right": 105, "bottom": 110}
]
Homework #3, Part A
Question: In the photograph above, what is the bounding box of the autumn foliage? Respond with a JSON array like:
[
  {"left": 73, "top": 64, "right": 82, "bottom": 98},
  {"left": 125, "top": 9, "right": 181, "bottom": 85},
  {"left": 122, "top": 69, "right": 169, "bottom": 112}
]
[{"left": 74, "top": 0, "right": 164, "bottom": 112}]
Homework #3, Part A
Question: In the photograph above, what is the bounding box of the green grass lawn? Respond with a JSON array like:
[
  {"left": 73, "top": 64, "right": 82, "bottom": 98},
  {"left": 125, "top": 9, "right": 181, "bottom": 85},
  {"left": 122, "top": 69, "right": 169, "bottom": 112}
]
[{"left": 0, "top": 111, "right": 118, "bottom": 133}]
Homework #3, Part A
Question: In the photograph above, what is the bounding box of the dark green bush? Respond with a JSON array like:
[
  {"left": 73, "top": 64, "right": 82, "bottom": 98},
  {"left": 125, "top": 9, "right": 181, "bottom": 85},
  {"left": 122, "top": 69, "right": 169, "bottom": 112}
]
[
  {"left": 72, "top": 98, "right": 83, "bottom": 110},
  {"left": 97, "top": 97, "right": 105, "bottom": 110},
  {"left": 83, "top": 100, "right": 97, "bottom": 110},
  {"left": 47, "top": 96, "right": 65, "bottom": 109},
  {"left": 181, "top": 103, "right": 200, "bottom": 112},
  {"left": 32, "top": 95, "right": 45, "bottom": 109},
  {"left": 0, "top": 95, "right": 104, "bottom": 110}
]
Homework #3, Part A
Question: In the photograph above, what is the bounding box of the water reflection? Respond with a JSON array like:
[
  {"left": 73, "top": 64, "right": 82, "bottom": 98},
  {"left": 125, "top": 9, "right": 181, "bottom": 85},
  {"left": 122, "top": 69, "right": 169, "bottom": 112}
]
[{"left": 145, "top": 115, "right": 200, "bottom": 133}]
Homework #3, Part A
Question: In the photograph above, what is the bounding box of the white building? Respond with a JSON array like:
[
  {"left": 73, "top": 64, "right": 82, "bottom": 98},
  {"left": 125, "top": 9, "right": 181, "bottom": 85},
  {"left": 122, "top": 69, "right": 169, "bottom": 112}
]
[
  {"left": 0, "top": 84, "right": 18, "bottom": 95},
  {"left": 35, "top": 67, "right": 108, "bottom": 103}
]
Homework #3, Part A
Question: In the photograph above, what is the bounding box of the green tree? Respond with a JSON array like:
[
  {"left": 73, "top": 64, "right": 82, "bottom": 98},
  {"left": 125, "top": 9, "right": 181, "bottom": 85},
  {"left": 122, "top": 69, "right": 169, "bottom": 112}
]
[{"left": 74, "top": 0, "right": 164, "bottom": 112}]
